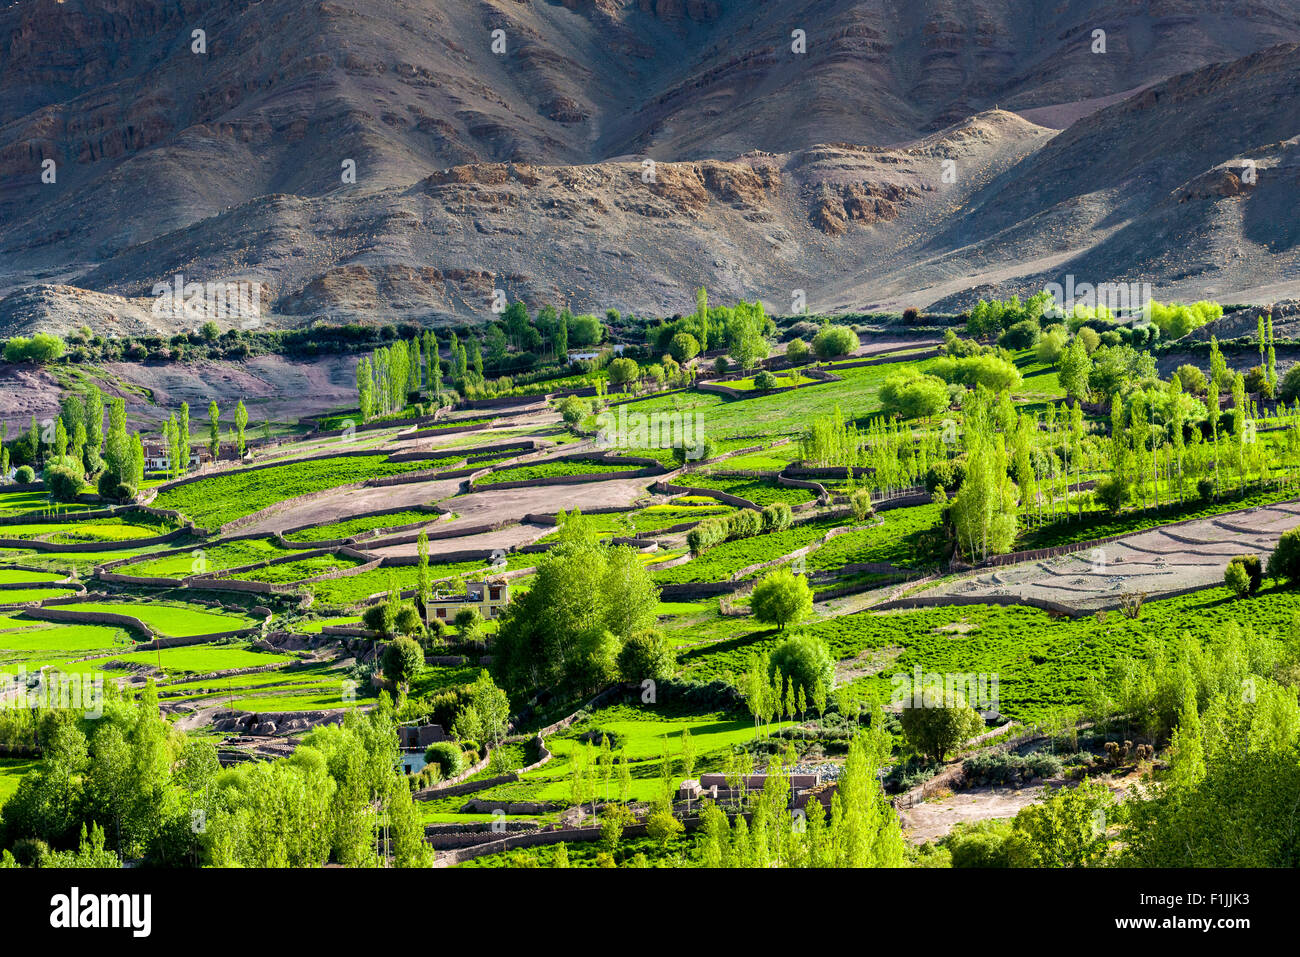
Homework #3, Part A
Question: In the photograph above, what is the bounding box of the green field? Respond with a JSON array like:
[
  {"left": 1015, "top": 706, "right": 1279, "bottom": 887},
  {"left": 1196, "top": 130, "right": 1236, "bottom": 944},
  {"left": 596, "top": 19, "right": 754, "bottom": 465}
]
[
  {"left": 805, "top": 503, "right": 946, "bottom": 571},
  {"left": 0, "top": 516, "right": 173, "bottom": 543},
  {"left": 62, "top": 600, "right": 257, "bottom": 637},
  {"left": 116, "top": 538, "right": 288, "bottom": 579},
  {"left": 653, "top": 516, "right": 843, "bottom": 585},
  {"left": 679, "top": 475, "right": 818, "bottom": 507},
  {"left": 106, "top": 642, "right": 292, "bottom": 676},
  {"left": 284, "top": 509, "right": 444, "bottom": 543},
  {"left": 0, "top": 568, "right": 65, "bottom": 584},
  {"left": 0, "top": 618, "right": 133, "bottom": 668},
  {"left": 616, "top": 362, "right": 910, "bottom": 439},
  {"left": 226, "top": 553, "right": 365, "bottom": 584},
  {"left": 0, "top": 586, "right": 78, "bottom": 604},
  {"left": 152, "top": 454, "right": 435, "bottom": 527},
  {"left": 473, "top": 459, "right": 644, "bottom": 487},
  {"left": 0, "top": 758, "right": 39, "bottom": 806}
]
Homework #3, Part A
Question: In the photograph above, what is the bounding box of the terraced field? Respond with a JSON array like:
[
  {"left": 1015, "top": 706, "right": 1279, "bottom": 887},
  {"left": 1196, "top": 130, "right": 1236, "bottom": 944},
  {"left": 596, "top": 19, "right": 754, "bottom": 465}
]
[
  {"left": 152, "top": 454, "right": 436, "bottom": 527},
  {"left": 921, "top": 500, "right": 1300, "bottom": 611},
  {"left": 54, "top": 600, "right": 259, "bottom": 637}
]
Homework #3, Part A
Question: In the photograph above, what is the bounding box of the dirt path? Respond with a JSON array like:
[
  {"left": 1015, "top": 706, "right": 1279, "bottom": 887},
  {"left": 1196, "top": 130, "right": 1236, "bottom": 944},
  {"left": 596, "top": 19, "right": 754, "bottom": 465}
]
[{"left": 900, "top": 773, "right": 1140, "bottom": 844}]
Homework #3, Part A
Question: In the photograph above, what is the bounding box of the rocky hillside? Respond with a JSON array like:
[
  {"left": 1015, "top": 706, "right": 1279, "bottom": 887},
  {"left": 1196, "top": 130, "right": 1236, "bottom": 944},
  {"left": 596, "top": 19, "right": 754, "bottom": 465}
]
[{"left": 4, "top": 0, "right": 1300, "bottom": 331}]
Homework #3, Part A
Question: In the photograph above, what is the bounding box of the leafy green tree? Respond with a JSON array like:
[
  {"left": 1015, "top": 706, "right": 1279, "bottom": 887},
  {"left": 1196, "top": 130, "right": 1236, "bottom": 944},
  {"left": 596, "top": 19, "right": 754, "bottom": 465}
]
[
  {"left": 1035, "top": 328, "right": 1067, "bottom": 366},
  {"left": 1225, "top": 560, "right": 1251, "bottom": 598},
  {"left": 616, "top": 629, "right": 676, "bottom": 683},
  {"left": 492, "top": 540, "right": 660, "bottom": 695},
  {"left": 207, "top": 401, "right": 220, "bottom": 460},
  {"left": 234, "top": 400, "right": 248, "bottom": 455},
  {"left": 785, "top": 338, "right": 810, "bottom": 364},
  {"left": 668, "top": 332, "right": 700, "bottom": 363},
  {"left": 898, "top": 685, "right": 984, "bottom": 762},
  {"left": 383, "top": 636, "right": 423, "bottom": 691},
  {"left": 751, "top": 568, "right": 813, "bottom": 631},
  {"left": 812, "top": 324, "right": 858, "bottom": 360},
  {"left": 1012, "top": 779, "right": 1115, "bottom": 867},
  {"left": 1058, "top": 336, "right": 1092, "bottom": 401},
  {"left": 879, "top": 371, "right": 949, "bottom": 419},
  {"left": 767, "top": 634, "right": 834, "bottom": 704},
  {"left": 606, "top": 357, "right": 640, "bottom": 389},
  {"left": 1268, "top": 527, "right": 1300, "bottom": 584}
]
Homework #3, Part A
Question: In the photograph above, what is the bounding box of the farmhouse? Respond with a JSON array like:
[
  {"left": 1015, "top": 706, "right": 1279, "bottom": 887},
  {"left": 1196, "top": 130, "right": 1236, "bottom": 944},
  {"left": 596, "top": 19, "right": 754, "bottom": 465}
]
[
  {"left": 425, "top": 578, "right": 510, "bottom": 624},
  {"left": 679, "top": 772, "right": 831, "bottom": 810}
]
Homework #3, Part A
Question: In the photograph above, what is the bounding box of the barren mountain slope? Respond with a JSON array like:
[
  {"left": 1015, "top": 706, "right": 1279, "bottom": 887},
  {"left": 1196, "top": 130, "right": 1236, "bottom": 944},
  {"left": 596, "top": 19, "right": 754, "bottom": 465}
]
[
  {"left": 0, "top": 111, "right": 1055, "bottom": 334},
  {"left": 913, "top": 42, "right": 1300, "bottom": 312},
  {"left": 5, "top": 0, "right": 1300, "bottom": 328}
]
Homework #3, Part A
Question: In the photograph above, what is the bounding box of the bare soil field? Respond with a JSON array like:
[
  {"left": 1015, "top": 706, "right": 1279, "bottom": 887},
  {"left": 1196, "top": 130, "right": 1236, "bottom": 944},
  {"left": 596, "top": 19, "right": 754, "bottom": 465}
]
[{"left": 921, "top": 500, "right": 1300, "bottom": 611}]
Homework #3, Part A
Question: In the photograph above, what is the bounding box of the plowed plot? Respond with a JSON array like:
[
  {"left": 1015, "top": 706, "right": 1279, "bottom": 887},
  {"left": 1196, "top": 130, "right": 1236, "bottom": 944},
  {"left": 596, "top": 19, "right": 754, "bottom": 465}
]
[{"left": 924, "top": 501, "right": 1300, "bottom": 611}]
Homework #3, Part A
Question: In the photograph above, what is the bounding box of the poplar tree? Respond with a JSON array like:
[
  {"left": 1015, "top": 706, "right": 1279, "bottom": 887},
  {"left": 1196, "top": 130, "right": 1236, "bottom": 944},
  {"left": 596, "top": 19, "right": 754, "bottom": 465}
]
[
  {"left": 208, "top": 401, "right": 220, "bottom": 460},
  {"left": 179, "top": 402, "right": 190, "bottom": 473},
  {"left": 234, "top": 400, "right": 248, "bottom": 456}
]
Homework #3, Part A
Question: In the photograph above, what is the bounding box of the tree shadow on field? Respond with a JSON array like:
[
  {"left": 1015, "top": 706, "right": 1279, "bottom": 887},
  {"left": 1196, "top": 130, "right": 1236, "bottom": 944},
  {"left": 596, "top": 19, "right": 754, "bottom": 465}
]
[{"left": 675, "top": 626, "right": 781, "bottom": 667}]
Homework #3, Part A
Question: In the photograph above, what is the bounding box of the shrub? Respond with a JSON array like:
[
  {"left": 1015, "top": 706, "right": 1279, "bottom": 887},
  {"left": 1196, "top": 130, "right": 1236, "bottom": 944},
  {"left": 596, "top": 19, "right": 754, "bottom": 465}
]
[
  {"left": 1075, "top": 327, "right": 1101, "bottom": 354},
  {"left": 1279, "top": 365, "right": 1300, "bottom": 404},
  {"left": 1197, "top": 477, "right": 1215, "bottom": 501},
  {"left": 1173, "top": 364, "right": 1207, "bottom": 394},
  {"left": 962, "top": 751, "right": 1063, "bottom": 787},
  {"left": 761, "top": 501, "right": 793, "bottom": 531},
  {"left": 395, "top": 605, "right": 424, "bottom": 635},
  {"left": 713, "top": 356, "right": 729, "bottom": 376},
  {"left": 363, "top": 603, "right": 395, "bottom": 636},
  {"left": 1035, "top": 329, "right": 1067, "bottom": 366},
  {"left": 930, "top": 354, "right": 1022, "bottom": 393},
  {"left": 455, "top": 607, "right": 485, "bottom": 643},
  {"left": 1226, "top": 554, "right": 1262, "bottom": 596},
  {"left": 727, "top": 509, "right": 763, "bottom": 539},
  {"left": 617, "top": 629, "right": 676, "bottom": 683},
  {"left": 812, "top": 324, "right": 859, "bottom": 360},
  {"left": 12, "top": 465, "right": 36, "bottom": 484},
  {"left": 1244, "top": 366, "right": 1272, "bottom": 397},
  {"left": 95, "top": 470, "right": 134, "bottom": 502},
  {"left": 879, "top": 371, "right": 950, "bottom": 419},
  {"left": 557, "top": 395, "right": 589, "bottom": 427},
  {"left": 998, "top": 320, "right": 1040, "bottom": 350},
  {"left": 671, "top": 436, "right": 715, "bottom": 465},
  {"left": 1225, "top": 561, "right": 1251, "bottom": 599},
  {"left": 785, "top": 338, "right": 810, "bottom": 365},
  {"left": 2, "top": 333, "right": 64, "bottom": 364},
  {"left": 424, "top": 740, "right": 466, "bottom": 778},
  {"left": 1092, "top": 474, "right": 1129, "bottom": 515},
  {"left": 924, "top": 459, "right": 964, "bottom": 495},
  {"left": 44, "top": 467, "right": 83, "bottom": 503},
  {"left": 1268, "top": 527, "right": 1300, "bottom": 585},
  {"left": 945, "top": 820, "right": 1033, "bottom": 868},
  {"left": 753, "top": 370, "right": 778, "bottom": 392},
  {"left": 849, "top": 488, "right": 874, "bottom": 523}
]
